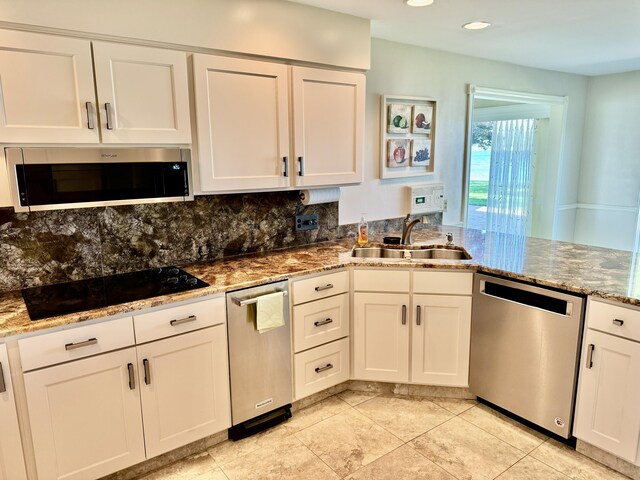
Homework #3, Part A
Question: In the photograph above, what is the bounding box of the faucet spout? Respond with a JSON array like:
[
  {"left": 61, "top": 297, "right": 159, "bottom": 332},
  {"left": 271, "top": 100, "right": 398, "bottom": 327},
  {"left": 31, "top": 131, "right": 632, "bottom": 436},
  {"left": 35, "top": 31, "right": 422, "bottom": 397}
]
[{"left": 401, "top": 214, "right": 427, "bottom": 245}]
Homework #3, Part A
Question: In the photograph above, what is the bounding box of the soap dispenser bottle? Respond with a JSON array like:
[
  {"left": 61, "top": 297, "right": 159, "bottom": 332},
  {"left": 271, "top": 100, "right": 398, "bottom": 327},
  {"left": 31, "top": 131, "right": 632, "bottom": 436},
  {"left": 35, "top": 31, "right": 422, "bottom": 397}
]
[{"left": 357, "top": 215, "right": 368, "bottom": 245}]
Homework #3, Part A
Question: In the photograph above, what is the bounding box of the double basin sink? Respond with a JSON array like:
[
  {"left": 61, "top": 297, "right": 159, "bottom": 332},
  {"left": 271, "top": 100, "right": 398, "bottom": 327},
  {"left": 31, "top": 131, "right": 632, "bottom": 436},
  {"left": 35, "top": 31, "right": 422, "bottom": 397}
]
[{"left": 352, "top": 245, "right": 472, "bottom": 260}]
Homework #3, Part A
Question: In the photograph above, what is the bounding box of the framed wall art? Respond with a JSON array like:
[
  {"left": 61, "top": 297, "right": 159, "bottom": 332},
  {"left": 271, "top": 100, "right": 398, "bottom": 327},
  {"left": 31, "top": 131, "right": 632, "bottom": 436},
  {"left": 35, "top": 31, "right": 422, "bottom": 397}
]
[{"left": 380, "top": 94, "right": 436, "bottom": 179}]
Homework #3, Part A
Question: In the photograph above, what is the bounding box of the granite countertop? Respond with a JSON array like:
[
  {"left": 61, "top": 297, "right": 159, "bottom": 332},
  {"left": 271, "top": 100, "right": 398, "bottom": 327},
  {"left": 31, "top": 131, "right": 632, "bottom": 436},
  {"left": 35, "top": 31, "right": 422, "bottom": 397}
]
[{"left": 2, "top": 225, "right": 640, "bottom": 338}]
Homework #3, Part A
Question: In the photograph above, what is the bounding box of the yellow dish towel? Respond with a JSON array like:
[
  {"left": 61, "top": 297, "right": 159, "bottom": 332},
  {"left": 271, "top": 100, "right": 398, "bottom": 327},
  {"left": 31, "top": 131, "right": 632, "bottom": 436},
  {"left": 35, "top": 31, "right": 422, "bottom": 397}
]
[{"left": 256, "top": 291, "right": 285, "bottom": 334}]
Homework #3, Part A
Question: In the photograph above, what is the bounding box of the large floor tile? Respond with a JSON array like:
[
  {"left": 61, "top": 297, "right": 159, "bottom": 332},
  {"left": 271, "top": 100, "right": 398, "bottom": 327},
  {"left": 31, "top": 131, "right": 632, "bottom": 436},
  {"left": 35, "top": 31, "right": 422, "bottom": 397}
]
[
  {"left": 355, "top": 394, "right": 454, "bottom": 442},
  {"left": 337, "top": 390, "right": 380, "bottom": 406},
  {"left": 411, "top": 417, "right": 525, "bottom": 480},
  {"left": 296, "top": 408, "right": 403, "bottom": 477},
  {"left": 460, "top": 404, "right": 548, "bottom": 453},
  {"left": 284, "top": 396, "right": 350, "bottom": 433},
  {"left": 428, "top": 396, "right": 477, "bottom": 415},
  {"left": 345, "top": 445, "right": 455, "bottom": 480},
  {"left": 219, "top": 435, "right": 339, "bottom": 480},
  {"left": 207, "top": 423, "right": 291, "bottom": 466},
  {"left": 531, "top": 439, "right": 631, "bottom": 480},
  {"left": 137, "top": 451, "right": 226, "bottom": 480},
  {"left": 497, "top": 456, "right": 569, "bottom": 480}
]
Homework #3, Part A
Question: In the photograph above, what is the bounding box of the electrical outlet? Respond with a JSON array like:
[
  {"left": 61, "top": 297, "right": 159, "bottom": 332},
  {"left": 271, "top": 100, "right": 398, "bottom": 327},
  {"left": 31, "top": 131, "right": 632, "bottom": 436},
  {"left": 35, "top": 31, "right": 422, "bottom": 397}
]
[{"left": 295, "top": 214, "right": 319, "bottom": 231}]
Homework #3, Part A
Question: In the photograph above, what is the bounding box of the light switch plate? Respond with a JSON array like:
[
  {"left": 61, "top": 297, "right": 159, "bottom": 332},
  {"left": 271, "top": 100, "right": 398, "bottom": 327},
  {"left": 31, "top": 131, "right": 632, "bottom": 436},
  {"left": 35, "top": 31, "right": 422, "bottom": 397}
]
[{"left": 295, "top": 214, "right": 319, "bottom": 231}]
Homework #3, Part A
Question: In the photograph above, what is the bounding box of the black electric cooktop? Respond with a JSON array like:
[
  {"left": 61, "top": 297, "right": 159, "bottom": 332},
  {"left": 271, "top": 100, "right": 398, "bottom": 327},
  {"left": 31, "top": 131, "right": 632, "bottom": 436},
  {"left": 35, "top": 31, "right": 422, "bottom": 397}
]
[{"left": 21, "top": 267, "right": 209, "bottom": 321}]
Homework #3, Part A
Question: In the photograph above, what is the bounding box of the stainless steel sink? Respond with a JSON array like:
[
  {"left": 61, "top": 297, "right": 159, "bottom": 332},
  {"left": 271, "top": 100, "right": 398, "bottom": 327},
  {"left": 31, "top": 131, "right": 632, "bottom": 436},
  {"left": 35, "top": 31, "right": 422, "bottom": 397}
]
[{"left": 352, "top": 246, "right": 471, "bottom": 260}]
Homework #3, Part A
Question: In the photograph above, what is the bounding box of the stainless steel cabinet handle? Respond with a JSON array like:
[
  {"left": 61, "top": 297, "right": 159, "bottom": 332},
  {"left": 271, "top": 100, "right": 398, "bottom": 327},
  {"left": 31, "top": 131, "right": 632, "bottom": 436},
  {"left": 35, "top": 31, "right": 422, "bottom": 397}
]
[
  {"left": 416, "top": 305, "right": 422, "bottom": 326},
  {"left": 170, "top": 315, "right": 197, "bottom": 326},
  {"left": 613, "top": 319, "right": 624, "bottom": 326},
  {"left": 585, "top": 344, "right": 595, "bottom": 369},
  {"left": 314, "top": 318, "right": 333, "bottom": 327},
  {"left": 298, "top": 156, "right": 305, "bottom": 176},
  {"left": 315, "top": 284, "right": 333, "bottom": 292},
  {"left": 65, "top": 338, "right": 98, "bottom": 351},
  {"left": 105, "top": 103, "right": 114, "bottom": 130},
  {"left": 315, "top": 364, "right": 333, "bottom": 373},
  {"left": 402, "top": 305, "right": 407, "bottom": 325},
  {"left": 0, "top": 362, "right": 6, "bottom": 393},
  {"left": 283, "top": 156, "right": 289, "bottom": 177},
  {"left": 143, "top": 359, "right": 151, "bottom": 385},
  {"left": 127, "top": 363, "right": 136, "bottom": 390},
  {"left": 85, "top": 101, "right": 95, "bottom": 129}
]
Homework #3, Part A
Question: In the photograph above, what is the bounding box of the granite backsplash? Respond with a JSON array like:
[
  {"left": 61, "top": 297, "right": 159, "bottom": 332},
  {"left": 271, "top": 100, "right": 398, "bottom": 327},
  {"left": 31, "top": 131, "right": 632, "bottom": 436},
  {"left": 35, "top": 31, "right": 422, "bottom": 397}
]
[{"left": 0, "top": 192, "right": 441, "bottom": 292}]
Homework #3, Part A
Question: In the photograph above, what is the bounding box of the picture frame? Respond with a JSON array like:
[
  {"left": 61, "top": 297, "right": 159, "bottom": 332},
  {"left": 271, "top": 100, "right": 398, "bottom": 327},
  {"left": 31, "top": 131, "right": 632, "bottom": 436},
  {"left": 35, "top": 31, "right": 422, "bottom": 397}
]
[{"left": 380, "top": 94, "right": 436, "bottom": 179}]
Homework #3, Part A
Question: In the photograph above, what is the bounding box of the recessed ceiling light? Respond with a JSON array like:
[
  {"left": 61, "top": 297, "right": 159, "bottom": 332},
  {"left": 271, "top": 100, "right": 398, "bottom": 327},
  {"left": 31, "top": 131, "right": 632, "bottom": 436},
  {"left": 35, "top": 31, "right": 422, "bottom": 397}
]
[
  {"left": 404, "top": 0, "right": 434, "bottom": 7},
  {"left": 462, "top": 21, "right": 491, "bottom": 30}
]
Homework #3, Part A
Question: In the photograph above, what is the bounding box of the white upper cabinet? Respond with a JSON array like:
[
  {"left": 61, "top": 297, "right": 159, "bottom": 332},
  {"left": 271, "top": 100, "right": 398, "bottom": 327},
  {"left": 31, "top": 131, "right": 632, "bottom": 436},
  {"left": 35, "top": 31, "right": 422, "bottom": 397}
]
[
  {"left": 192, "top": 55, "right": 365, "bottom": 192},
  {"left": 0, "top": 29, "right": 191, "bottom": 144},
  {"left": 192, "top": 55, "right": 290, "bottom": 191},
  {"left": 0, "top": 30, "right": 98, "bottom": 143},
  {"left": 92, "top": 42, "right": 191, "bottom": 144},
  {"left": 291, "top": 67, "right": 364, "bottom": 187}
]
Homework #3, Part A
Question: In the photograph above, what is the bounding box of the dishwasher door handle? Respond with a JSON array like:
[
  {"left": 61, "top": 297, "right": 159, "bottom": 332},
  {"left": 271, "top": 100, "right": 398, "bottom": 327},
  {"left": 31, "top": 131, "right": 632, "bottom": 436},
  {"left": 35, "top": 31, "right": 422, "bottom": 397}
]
[
  {"left": 480, "top": 279, "right": 573, "bottom": 316},
  {"left": 231, "top": 290, "right": 288, "bottom": 307}
]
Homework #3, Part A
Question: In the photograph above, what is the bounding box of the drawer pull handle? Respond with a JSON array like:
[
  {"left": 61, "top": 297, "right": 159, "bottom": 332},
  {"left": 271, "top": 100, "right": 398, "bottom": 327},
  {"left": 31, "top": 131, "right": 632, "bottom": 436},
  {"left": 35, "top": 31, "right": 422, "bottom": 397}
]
[
  {"left": 170, "top": 315, "right": 197, "bottom": 326},
  {"left": 314, "top": 318, "right": 333, "bottom": 327},
  {"left": 315, "top": 284, "right": 334, "bottom": 292},
  {"left": 143, "top": 359, "right": 151, "bottom": 385},
  {"left": 65, "top": 338, "right": 98, "bottom": 351},
  {"left": 612, "top": 319, "right": 624, "bottom": 326},
  {"left": 0, "top": 362, "right": 6, "bottom": 393},
  {"left": 585, "top": 344, "right": 595, "bottom": 369},
  {"left": 416, "top": 305, "right": 422, "bottom": 326},
  {"left": 127, "top": 363, "right": 136, "bottom": 390},
  {"left": 315, "top": 364, "right": 333, "bottom": 374},
  {"left": 402, "top": 305, "right": 407, "bottom": 325}
]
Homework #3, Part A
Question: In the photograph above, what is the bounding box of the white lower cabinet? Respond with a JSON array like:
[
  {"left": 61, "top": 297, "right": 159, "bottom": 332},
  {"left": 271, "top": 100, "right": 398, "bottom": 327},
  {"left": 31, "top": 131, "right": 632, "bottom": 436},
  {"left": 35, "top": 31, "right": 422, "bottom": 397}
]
[
  {"left": 0, "top": 344, "right": 27, "bottom": 480},
  {"left": 24, "top": 348, "right": 146, "bottom": 480},
  {"left": 353, "top": 292, "right": 410, "bottom": 383},
  {"left": 353, "top": 269, "right": 472, "bottom": 387},
  {"left": 574, "top": 298, "right": 640, "bottom": 464},
  {"left": 294, "top": 337, "right": 350, "bottom": 399},
  {"left": 20, "top": 296, "right": 230, "bottom": 480},
  {"left": 137, "top": 325, "right": 230, "bottom": 458},
  {"left": 411, "top": 295, "right": 472, "bottom": 386}
]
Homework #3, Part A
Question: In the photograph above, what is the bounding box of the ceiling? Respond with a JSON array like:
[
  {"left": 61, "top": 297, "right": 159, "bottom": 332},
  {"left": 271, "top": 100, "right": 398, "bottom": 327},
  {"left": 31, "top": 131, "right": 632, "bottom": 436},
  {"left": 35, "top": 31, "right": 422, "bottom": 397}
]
[{"left": 287, "top": 0, "right": 640, "bottom": 76}]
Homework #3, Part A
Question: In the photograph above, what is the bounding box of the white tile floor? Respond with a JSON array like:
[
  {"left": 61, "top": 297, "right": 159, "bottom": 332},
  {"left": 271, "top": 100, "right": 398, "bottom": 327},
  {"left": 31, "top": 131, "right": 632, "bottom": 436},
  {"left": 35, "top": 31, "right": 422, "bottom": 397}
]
[{"left": 135, "top": 391, "right": 631, "bottom": 480}]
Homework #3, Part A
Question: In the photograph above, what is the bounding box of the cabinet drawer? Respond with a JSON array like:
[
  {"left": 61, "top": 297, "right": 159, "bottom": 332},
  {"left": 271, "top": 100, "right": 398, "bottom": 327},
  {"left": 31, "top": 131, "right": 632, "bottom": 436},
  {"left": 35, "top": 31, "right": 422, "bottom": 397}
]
[
  {"left": 413, "top": 271, "right": 473, "bottom": 295},
  {"left": 134, "top": 296, "right": 225, "bottom": 344},
  {"left": 588, "top": 299, "right": 640, "bottom": 342},
  {"left": 294, "top": 337, "right": 350, "bottom": 400},
  {"left": 292, "top": 270, "right": 349, "bottom": 305},
  {"left": 19, "top": 317, "right": 135, "bottom": 371},
  {"left": 353, "top": 269, "right": 410, "bottom": 292},
  {"left": 293, "top": 293, "right": 349, "bottom": 353}
]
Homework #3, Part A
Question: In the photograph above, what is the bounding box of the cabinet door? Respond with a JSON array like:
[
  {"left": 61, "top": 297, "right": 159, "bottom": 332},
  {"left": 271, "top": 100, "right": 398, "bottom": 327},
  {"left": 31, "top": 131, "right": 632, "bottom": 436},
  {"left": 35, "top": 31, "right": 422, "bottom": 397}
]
[
  {"left": 574, "top": 329, "right": 640, "bottom": 462},
  {"left": 24, "top": 348, "right": 145, "bottom": 480},
  {"left": 0, "top": 30, "right": 99, "bottom": 143},
  {"left": 292, "top": 67, "right": 364, "bottom": 187},
  {"left": 411, "top": 295, "right": 472, "bottom": 387},
  {"left": 0, "top": 345, "right": 27, "bottom": 480},
  {"left": 353, "top": 293, "right": 410, "bottom": 382},
  {"left": 137, "top": 325, "right": 231, "bottom": 458},
  {"left": 93, "top": 42, "right": 191, "bottom": 144},
  {"left": 193, "top": 55, "right": 290, "bottom": 192}
]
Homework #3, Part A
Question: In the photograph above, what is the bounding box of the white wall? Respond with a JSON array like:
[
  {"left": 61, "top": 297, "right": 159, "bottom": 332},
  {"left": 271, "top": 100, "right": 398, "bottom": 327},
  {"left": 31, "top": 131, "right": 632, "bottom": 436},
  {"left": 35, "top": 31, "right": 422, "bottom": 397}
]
[
  {"left": 0, "top": 0, "right": 370, "bottom": 70},
  {"left": 339, "top": 38, "right": 589, "bottom": 229},
  {"left": 573, "top": 71, "right": 640, "bottom": 250}
]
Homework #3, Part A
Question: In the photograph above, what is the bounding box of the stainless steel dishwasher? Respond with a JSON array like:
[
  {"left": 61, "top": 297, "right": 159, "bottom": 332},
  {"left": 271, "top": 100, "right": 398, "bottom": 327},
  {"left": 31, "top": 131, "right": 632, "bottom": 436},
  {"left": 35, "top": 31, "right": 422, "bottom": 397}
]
[
  {"left": 470, "top": 274, "right": 585, "bottom": 438},
  {"left": 226, "top": 281, "right": 292, "bottom": 440}
]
